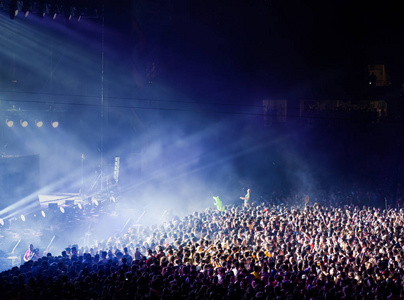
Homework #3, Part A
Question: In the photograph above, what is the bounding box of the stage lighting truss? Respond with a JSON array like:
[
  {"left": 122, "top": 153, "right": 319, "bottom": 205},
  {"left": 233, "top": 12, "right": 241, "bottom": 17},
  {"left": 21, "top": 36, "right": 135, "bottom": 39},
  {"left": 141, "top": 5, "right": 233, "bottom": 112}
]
[
  {"left": 114, "top": 157, "right": 120, "bottom": 183},
  {"left": 5, "top": 118, "right": 58, "bottom": 129}
]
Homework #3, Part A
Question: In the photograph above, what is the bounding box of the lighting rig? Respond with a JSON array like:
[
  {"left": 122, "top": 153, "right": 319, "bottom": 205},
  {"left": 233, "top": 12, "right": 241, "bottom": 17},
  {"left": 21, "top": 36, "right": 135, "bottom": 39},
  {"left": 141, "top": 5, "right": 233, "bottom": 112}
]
[
  {"left": 1, "top": 0, "right": 99, "bottom": 20},
  {"left": 1, "top": 106, "right": 60, "bottom": 128}
]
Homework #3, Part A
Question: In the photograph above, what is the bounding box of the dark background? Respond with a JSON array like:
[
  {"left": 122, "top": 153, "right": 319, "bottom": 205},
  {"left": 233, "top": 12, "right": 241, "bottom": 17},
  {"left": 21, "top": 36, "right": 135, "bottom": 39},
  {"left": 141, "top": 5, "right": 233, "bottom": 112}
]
[{"left": 1, "top": 0, "right": 404, "bottom": 211}]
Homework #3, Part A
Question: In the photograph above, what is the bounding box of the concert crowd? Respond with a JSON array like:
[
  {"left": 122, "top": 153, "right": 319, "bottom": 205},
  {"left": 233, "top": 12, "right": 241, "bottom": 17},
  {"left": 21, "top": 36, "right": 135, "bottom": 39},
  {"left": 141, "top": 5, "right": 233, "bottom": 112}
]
[{"left": 1, "top": 190, "right": 404, "bottom": 300}]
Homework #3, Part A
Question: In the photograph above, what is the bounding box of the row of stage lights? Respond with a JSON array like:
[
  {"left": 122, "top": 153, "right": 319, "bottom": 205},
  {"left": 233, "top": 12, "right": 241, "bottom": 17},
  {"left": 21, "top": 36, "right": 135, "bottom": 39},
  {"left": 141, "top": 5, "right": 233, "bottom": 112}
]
[
  {"left": 3, "top": 0, "right": 98, "bottom": 20},
  {"left": 0, "top": 206, "right": 64, "bottom": 228},
  {"left": 0, "top": 210, "right": 46, "bottom": 227},
  {"left": 0, "top": 204, "right": 84, "bottom": 228},
  {"left": 0, "top": 196, "right": 117, "bottom": 227},
  {"left": 5, "top": 119, "right": 59, "bottom": 128}
]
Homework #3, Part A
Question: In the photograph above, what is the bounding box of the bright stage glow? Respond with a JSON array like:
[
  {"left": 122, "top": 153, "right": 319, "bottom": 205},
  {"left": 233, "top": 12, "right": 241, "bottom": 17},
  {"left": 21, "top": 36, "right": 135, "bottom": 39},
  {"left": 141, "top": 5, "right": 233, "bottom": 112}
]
[
  {"left": 60, "top": 206, "right": 65, "bottom": 213},
  {"left": 41, "top": 210, "right": 46, "bottom": 218},
  {"left": 51, "top": 121, "right": 59, "bottom": 128},
  {"left": 20, "top": 214, "right": 26, "bottom": 222}
]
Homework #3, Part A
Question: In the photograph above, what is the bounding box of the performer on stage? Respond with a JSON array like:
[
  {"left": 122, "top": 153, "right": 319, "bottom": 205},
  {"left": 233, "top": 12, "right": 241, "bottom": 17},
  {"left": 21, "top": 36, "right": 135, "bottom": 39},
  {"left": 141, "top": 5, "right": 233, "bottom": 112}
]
[
  {"left": 240, "top": 188, "right": 251, "bottom": 208},
  {"left": 23, "top": 244, "right": 39, "bottom": 262}
]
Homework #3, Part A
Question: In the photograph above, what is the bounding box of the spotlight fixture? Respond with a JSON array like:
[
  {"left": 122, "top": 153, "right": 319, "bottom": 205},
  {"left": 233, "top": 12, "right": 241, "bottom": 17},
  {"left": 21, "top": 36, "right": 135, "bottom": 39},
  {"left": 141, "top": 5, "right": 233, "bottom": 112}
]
[
  {"left": 41, "top": 210, "right": 46, "bottom": 218},
  {"left": 20, "top": 119, "right": 28, "bottom": 127},
  {"left": 77, "top": 8, "right": 83, "bottom": 21},
  {"left": 22, "top": 0, "right": 31, "bottom": 17},
  {"left": 60, "top": 206, "right": 65, "bottom": 213},
  {"left": 65, "top": 6, "right": 75, "bottom": 21},
  {"left": 6, "top": 119, "right": 14, "bottom": 127},
  {"left": 35, "top": 120, "right": 43, "bottom": 128},
  {"left": 0, "top": 218, "right": 4, "bottom": 226},
  {"left": 9, "top": 0, "right": 18, "bottom": 19},
  {"left": 38, "top": 2, "right": 48, "bottom": 18},
  {"left": 51, "top": 120, "right": 59, "bottom": 128},
  {"left": 92, "top": 198, "right": 99, "bottom": 206},
  {"left": 20, "top": 214, "right": 26, "bottom": 222},
  {"left": 49, "top": 3, "right": 58, "bottom": 19}
]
